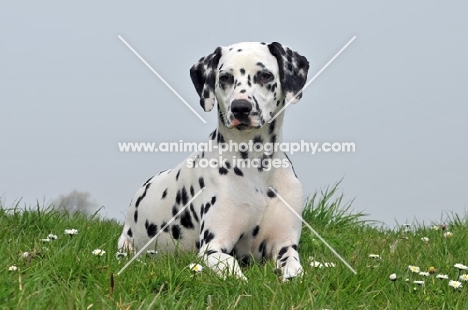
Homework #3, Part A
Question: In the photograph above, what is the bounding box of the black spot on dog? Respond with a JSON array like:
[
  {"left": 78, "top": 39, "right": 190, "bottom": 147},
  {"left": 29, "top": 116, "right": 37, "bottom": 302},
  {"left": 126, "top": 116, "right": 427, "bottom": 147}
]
[
  {"left": 180, "top": 210, "right": 194, "bottom": 229},
  {"left": 280, "top": 256, "right": 289, "bottom": 263},
  {"left": 172, "top": 205, "right": 179, "bottom": 217},
  {"left": 211, "top": 196, "right": 216, "bottom": 205},
  {"left": 204, "top": 229, "right": 215, "bottom": 243},
  {"left": 270, "top": 134, "right": 277, "bottom": 144},
  {"left": 240, "top": 150, "right": 248, "bottom": 159},
  {"left": 277, "top": 246, "right": 289, "bottom": 259},
  {"left": 190, "top": 185, "right": 195, "bottom": 197},
  {"left": 134, "top": 210, "right": 138, "bottom": 223},
  {"left": 253, "top": 135, "right": 263, "bottom": 145},
  {"left": 206, "top": 249, "right": 217, "bottom": 255},
  {"left": 237, "top": 49, "right": 242, "bottom": 52},
  {"left": 240, "top": 68, "right": 245, "bottom": 75},
  {"left": 161, "top": 221, "right": 169, "bottom": 232},
  {"left": 176, "top": 190, "right": 181, "bottom": 205},
  {"left": 292, "top": 244, "right": 298, "bottom": 251},
  {"left": 224, "top": 161, "right": 231, "bottom": 169},
  {"left": 171, "top": 225, "right": 182, "bottom": 239},
  {"left": 256, "top": 62, "right": 265, "bottom": 68},
  {"left": 269, "top": 119, "right": 276, "bottom": 135},
  {"left": 240, "top": 89, "right": 246, "bottom": 93},
  {"left": 210, "top": 129, "right": 217, "bottom": 140},
  {"left": 190, "top": 203, "right": 199, "bottom": 223},
  {"left": 142, "top": 176, "right": 153, "bottom": 186},
  {"left": 219, "top": 167, "right": 228, "bottom": 175},
  {"left": 127, "top": 228, "right": 133, "bottom": 237},
  {"left": 145, "top": 220, "right": 158, "bottom": 238},
  {"left": 200, "top": 203, "right": 205, "bottom": 218},
  {"left": 258, "top": 240, "right": 267, "bottom": 259},
  {"left": 252, "top": 225, "right": 260, "bottom": 237},
  {"left": 195, "top": 240, "right": 200, "bottom": 249},
  {"left": 267, "top": 188, "right": 277, "bottom": 198},
  {"left": 217, "top": 131, "right": 225, "bottom": 144},
  {"left": 181, "top": 186, "right": 188, "bottom": 205},
  {"left": 135, "top": 183, "right": 151, "bottom": 208},
  {"left": 175, "top": 169, "right": 181, "bottom": 181},
  {"left": 199, "top": 177, "right": 205, "bottom": 189},
  {"left": 221, "top": 248, "right": 228, "bottom": 254},
  {"left": 200, "top": 221, "right": 205, "bottom": 234},
  {"left": 238, "top": 233, "right": 245, "bottom": 240},
  {"left": 233, "top": 166, "right": 244, "bottom": 176},
  {"left": 204, "top": 202, "right": 211, "bottom": 214}
]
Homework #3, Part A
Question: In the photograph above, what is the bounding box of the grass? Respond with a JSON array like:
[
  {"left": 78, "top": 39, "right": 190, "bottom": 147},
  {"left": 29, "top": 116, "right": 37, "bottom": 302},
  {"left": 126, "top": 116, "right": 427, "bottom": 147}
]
[{"left": 1, "top": 183, "right": 468, "bottom": 309}]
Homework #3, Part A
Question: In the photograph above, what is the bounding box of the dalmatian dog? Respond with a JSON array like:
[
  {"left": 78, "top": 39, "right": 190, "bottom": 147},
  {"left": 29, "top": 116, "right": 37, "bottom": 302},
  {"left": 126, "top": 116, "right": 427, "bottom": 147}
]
[{"left": 118, "top": 42, "right": 309, "bottom": 281}]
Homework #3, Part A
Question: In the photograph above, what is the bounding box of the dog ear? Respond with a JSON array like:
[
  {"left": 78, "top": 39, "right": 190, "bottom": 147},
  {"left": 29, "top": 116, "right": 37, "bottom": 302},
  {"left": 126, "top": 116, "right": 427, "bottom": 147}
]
[
  {"left": 190, "top": 47, "right": 222, "bottom": 112},
  {"left": 268, "top": 42, "right": 309, "bottom": 104}
]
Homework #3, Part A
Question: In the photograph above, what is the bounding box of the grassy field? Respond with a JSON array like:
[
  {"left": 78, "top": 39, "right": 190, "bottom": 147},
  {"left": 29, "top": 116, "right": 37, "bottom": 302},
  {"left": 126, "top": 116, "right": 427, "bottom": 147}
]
[{"left": 2, "top": 185, "right": 468, "bottom": 309}]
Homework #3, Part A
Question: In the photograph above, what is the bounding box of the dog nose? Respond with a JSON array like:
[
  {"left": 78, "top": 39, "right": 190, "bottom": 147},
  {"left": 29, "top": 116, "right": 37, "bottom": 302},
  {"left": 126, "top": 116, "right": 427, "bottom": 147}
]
[{"left": 231, "top": 99, "right": 252, "bottom": 117}]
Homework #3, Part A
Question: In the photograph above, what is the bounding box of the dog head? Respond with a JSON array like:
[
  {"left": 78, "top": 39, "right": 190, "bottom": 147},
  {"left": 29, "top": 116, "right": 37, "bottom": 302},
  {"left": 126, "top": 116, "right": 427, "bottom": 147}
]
[{"left": 190, "top": 42, "right": 309, "bottom": 130}]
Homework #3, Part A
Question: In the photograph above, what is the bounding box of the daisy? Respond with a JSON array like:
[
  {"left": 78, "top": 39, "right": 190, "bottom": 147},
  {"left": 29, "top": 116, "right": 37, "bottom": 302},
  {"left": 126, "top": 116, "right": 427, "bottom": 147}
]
[
  {"left": 449, "top": 280, "right": 463, "bottom": 289},
  {"left": 436, "top": 274, "right": 449, "bottom": 280},
  {"left": 431, "top": 225, "right": 440, "bottom": 230},
  {"left": 368, "top": 254, "right": 381, "bottom": 259},
  {"left": 115, "top": 252, "right": 128, "bottom": 259},
  {"left": 47, "top": 234, "right": 58, "bottom": 240},
  {"left": 64, "top": 229, "right": 78, "bottom": 236},
  {"left": 459, "top": 274, "right": 468, "bottom": 282},
  {"left": 8, "top": 266, "right": 18, "bottom": 271},
  {"left": 409, "top": 265, "right": 420, "bottom": 273},
  {"left": 22, "top": 252, "right": 29, "bottom": 258},
  {"left": 323, "top": 262, "right": 336, "bottom": 268},
  {"left": 146, "top": 250, "right": 158, "bottom": 256},
  {"left": 454, "top": 263, "right": 468, "bottom": 271},
  {"left": 419, "top": 272, "right": 430, "bottom": 277},
  {"left": 444, "top": 231, "right": 453, "bottom": 238},
  {"left": 92, "top": 249, "right": 106, "bottom": 257},
  {"left": 413, "top": 280, "right": 425, "bottom": 286},
  {"left": 189, "top": 263, "right": 203, "bottom": 273},
  {"left": 429, "top": 266, "right": 436, "bottom": 274},
  {"left": 41, "top": 238, "right": 51, "bottom": 242},
  {"left": 421, "top": 237, "right": 429, "bottom": 243},
  {"left": 310, "top": 261, "right": 324, "bottom": 268},
  {"left": 389, "top": 273, "right": 397, "bottom": 281}
]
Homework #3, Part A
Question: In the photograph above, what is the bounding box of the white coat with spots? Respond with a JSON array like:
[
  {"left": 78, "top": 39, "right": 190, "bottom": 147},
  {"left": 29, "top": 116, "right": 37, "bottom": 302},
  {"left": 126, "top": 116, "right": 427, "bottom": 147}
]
[{"left": 118, "top": 42, "right": 309, "bottom": 281}]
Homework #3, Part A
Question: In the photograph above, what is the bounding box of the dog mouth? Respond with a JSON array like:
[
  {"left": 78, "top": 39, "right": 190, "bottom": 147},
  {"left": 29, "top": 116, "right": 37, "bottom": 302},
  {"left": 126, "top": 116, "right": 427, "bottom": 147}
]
[{"left": 231, "top": 118, "right": 255, "bottom": 130}]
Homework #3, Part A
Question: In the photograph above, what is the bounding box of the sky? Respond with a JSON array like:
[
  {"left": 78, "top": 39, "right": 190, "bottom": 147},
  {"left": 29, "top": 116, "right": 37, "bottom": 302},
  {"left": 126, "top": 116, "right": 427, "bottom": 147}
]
[{"left": 1, "top": 1, "right": 467, "bottom": 228}]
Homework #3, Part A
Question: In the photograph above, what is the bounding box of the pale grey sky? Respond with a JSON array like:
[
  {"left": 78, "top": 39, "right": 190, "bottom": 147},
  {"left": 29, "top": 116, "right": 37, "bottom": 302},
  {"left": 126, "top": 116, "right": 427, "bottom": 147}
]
[{"left": 1, "top": 1, "right": 467, "bottom": 227}]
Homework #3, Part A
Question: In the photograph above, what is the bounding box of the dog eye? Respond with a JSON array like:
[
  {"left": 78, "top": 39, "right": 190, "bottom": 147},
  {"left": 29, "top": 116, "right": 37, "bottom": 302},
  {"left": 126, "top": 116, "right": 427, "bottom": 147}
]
[
  {"left": 258, "top": 71, "right": 274, "bottom": 84},
  {"left": 219, "top": 73, "right": 234, "bottom": 85}
]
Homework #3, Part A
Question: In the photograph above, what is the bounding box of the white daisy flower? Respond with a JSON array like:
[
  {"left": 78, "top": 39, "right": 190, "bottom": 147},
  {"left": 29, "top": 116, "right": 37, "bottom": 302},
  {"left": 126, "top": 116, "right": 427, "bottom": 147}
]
[
  {"left": 421, "top": 237, "right": 429, "bottom": 243},
  {"left": 413, "top": 280, "right": 425, "bottom": 286},
  {"left": 368, "top": 254, "right": 381, "bottom": 259},
  {"left": 115, "top": 252, "right": 128, "bottom": 259},
  {"left": 47, "top": 234, "right": 58, "bottom": 240},
  {"left": 310, "top": 261, "right": 324, "bottom": 268},
  {"left": 8, "top": 265, "right": 18, "bottom": 271},
  {"left": 189, "top": 263, "right": 203, "bottom": 273},
  {"left": 419, "top": 272, "right": 430, "bottom": 277},
  {"left": 454, "top": 263, "right": 468, "bottom": 271},
  {"left": 408, "top": 265, "right": 420, "bottom": 273},
  {"left": 436, "top": 274, "right": 449, "bottom": 280},
  {"left": 459, "top": 274, "right": 468, "bottom": 282},
  {"left": 64, "top": 229, "right": 78, "bottom": 236},
  {"left": 444, "top": 231, "right": 453, "bottom": 238},
  {"left": 146, "top": 250, "right": 158, "bottom": 256},
  {"left": 22, "top": 252, "right": 29, "bottom": 258},
  {"left": 92, "top": 249, "right": 106, "bottom": 257},
  {"left": 432, "top": 225, "right": 440, "bottom": 230},
  {"left": 389, "top": 273, "right": 397, "bottom": 281},
  {"left": 449, "top": 280, "right": 463, "bottom": 289}
]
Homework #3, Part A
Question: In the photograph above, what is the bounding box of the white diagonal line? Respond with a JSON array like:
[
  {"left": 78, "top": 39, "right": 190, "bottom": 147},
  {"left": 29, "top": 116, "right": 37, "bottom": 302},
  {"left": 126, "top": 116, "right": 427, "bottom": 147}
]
[
  {"left": 118, "top": 35, "right": 207, "bottom": 124},
  {"left": 269, "top": 36, "right": 356, "bottom": 123},
  {"left": 269, "top": 187, "right": 357, "bottom": 274},
  {"left": 117, "top": 187, "right": 206, "bottom": 276}
]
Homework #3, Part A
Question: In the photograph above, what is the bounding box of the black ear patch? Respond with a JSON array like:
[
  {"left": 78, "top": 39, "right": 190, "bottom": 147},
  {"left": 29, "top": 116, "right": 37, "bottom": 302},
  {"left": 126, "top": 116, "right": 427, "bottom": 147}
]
[
  {"left": 190, "top": 47, "right": 222, "bottom": 112},
  {"left": 268, "top": 42, "right": 309, "bottom": 104}
]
